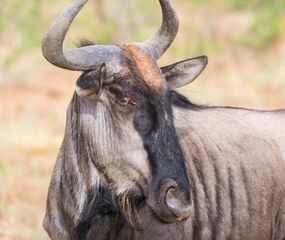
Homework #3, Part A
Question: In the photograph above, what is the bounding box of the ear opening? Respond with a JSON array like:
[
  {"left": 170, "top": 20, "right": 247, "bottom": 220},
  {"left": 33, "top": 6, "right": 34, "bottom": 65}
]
[
  {"left": 75, "top": 64, "right": 106, "bottom": 100},
  {"left": 161, "top": 56, "right": 208, "bottom": 89}
]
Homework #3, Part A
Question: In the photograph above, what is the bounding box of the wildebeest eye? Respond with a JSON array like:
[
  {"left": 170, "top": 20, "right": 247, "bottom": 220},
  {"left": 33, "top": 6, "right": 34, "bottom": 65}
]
[
  {"left": 119, "top": 97, "right": 131, "bottom": 106},
  {"left": 133, "top": 110, "right": 153, "bottom": 134},
  {"left": 118, "top": 96, "right": 136, "bottom": 106}
]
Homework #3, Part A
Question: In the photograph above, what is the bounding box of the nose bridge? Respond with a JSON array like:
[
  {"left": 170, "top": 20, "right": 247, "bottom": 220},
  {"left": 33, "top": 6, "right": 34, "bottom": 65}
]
[
  {"left": 142, "top": 104, "right": 192, "bottom": 222},
  {"left": 151, "top": 120, "right": 190, "bottom": 191}
]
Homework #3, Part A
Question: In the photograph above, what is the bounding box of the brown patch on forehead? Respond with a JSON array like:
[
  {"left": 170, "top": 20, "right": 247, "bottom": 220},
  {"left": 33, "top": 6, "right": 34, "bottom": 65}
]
[{"left": 123, "top": 44, "right": 166, "bottom": 92}]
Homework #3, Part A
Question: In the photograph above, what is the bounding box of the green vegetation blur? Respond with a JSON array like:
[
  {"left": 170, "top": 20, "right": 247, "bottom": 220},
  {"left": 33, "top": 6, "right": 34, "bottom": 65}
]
[{"left": 1, "top": 0, "right": 285, "bottom": 65}]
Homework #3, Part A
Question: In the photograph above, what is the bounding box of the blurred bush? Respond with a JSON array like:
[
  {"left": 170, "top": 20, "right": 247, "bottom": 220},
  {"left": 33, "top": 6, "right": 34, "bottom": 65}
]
[
  {"left": 1, "top": 0, "right": 285, "bottom": 64},
  {"left": 228, "top": 0, "right": 285, "bottom": 48}
]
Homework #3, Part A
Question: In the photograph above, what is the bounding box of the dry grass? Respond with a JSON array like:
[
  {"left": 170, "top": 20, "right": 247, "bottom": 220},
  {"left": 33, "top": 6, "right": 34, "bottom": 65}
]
[{"left": 0, "top": 0, "right": 285, "bottom": 239}]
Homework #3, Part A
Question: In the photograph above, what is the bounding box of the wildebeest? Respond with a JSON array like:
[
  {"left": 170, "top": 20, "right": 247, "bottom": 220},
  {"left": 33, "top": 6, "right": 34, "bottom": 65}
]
[{"left": 42, "top": 0, "right": 285, "bottom": 239}]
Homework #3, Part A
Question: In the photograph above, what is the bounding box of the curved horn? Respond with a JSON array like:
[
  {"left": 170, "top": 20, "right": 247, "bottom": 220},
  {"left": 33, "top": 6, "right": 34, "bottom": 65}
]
[
  {"left": 42, "top": 0, "right": 121, "bottom": 71},
  {"left": 138, "top": 0, "right": 179, "bottom": 60}
]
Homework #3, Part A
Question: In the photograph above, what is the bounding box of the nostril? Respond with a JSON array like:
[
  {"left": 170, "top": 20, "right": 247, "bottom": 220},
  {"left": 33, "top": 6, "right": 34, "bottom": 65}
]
[
  {"left": 148, "top": 179, "right": 192, "bottom": 223},
  {"left": 165, "top": 187, "right": 192, "bottom": 221}
]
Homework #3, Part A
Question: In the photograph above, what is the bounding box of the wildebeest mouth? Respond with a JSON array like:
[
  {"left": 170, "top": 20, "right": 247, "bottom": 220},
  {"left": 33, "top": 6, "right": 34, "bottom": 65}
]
[{"left": 115, "top": 177, "right": 192, "bottom": 228}]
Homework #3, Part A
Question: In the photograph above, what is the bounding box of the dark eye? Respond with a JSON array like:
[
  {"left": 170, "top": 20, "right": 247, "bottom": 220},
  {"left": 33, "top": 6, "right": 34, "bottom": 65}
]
[
  {"left": 133, "top": 110, "right": 153, "bottom": 134},
  {"left": 118, "top": 96, "right": 136, "bottom": 106},
  {"left": 119, "top": 97, "right": 131, "bottom": 106}
]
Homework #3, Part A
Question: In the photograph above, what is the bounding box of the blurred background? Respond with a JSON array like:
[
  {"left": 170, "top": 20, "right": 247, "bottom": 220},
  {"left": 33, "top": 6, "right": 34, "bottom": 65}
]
[{"left": 0, "top": 0, "right": 284, "bottom": 239}]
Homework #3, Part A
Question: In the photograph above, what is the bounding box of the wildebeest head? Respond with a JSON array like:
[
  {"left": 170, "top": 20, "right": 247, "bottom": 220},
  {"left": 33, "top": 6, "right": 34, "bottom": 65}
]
[{"left": 42, "top": 0, "right": 207, "bottom": 228}]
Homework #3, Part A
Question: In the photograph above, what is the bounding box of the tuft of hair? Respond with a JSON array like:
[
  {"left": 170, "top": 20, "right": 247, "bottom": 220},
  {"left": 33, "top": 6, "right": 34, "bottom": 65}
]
[
  {"left": 115, "top": 188, "right": 144, "bottom": 231},
  {"left": 76, "top": 39, "right": 96, "bottom": 48},
  {"left": 73, "top": 186, "right": 117, "bottom": 239},
  {"left": 169, "top": 90, "right": 205, "bottom": 110}
]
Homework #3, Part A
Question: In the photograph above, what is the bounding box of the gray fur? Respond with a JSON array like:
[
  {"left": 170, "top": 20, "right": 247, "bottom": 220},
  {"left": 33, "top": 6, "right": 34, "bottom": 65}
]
[
  {"left": 173, "top": 107, "right": 285, "bottom": 239},
  {"left": 44, "top": 99, "right": 285, "bottom": 239}
]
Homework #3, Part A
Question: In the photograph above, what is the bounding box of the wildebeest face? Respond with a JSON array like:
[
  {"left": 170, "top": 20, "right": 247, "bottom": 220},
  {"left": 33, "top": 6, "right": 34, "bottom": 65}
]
[
  {"left": 74, "top": 44, "right": 207, "bottom": 226},
  {"left": 41, "top": 0, "right": 207, "bottom": 230}
]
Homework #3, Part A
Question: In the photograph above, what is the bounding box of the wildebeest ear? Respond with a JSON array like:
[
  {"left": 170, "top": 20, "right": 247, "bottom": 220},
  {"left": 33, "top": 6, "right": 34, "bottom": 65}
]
[
  {"left": 75, "top": 64, "right": 106, "bottom": 100},
  {"left": 161, "top": 56, "right": 208, "bottom": 89}
]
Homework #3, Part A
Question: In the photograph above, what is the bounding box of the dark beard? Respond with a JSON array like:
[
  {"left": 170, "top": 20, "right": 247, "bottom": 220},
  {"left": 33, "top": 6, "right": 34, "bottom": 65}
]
[{"left": 115, "top": 186, "right": 147, "bottom": 231}]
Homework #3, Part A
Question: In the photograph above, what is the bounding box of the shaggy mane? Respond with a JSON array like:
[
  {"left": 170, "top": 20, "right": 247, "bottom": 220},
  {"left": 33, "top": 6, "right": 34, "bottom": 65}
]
[
  {"left": 169, "top": 90, "right": 205, "bottom": 110},
  {"left": 77, "top": 39, "right": 96, "bottom": 48}
]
